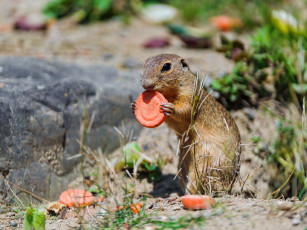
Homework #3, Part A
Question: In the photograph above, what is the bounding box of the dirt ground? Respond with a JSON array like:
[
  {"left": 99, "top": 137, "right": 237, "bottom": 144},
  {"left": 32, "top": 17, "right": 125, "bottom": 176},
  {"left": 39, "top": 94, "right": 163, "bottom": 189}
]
[
  {"left": 0, "top": 195, "right": 306, "bottom": 229},
  {"left": 0, "top": 123, "right": 306, "bottom": 229},
  {"left": 0, "top": 1, "right": 306, "bottom": 229}
]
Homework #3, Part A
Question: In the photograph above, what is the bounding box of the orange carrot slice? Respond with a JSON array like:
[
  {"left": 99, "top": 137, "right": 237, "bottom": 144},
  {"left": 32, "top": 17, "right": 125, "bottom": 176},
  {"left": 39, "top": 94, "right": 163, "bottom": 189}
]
[
  {"left": 134, "top": 91, "right": 168, "bottom": 128},
  {"left": 97, "top": 196, "right": 104, "bottom": 202},
  {"left": 114, "top": 205, "right": 124, "bottom": 212},
  {"left": 59, "top": 189, "right": 94, "bottom": 207},
  {"left": 113, "top": 203, "right": 143, "bottom": 213},
  {"left": 210, "top": 15, "right": 242, "bottom": 31},
  {"left": 181, "top": 195, "right": 215, "bottom": 210},
  {"left": 131, "top": 203, "right": 143, "bottom": 214}
]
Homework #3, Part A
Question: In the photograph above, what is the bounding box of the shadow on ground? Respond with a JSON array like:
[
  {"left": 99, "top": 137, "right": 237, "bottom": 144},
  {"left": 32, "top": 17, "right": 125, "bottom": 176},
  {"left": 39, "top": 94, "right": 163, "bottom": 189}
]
[{"left": 149, "top": 174, "right": 184, "bottom": 198}]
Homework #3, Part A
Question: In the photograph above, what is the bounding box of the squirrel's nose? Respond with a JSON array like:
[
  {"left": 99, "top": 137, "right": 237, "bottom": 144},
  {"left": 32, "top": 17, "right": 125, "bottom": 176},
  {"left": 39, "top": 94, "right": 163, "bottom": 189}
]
[{"left": 141, "top": 79, "right": 155, "bottom": 90}]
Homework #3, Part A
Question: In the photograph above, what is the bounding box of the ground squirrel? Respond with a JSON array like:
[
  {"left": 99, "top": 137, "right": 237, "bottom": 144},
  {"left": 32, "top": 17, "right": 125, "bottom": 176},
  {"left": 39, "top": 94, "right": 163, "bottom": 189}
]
[{"left": 133, "top": 54, "right": 241, "bottom": 195}]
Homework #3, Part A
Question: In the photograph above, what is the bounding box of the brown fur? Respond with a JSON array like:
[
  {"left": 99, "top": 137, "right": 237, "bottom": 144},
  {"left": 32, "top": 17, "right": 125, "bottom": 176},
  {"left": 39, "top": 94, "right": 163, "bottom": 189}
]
[{"left": 141, "top": 54, "right": 241, "bottom": 195}]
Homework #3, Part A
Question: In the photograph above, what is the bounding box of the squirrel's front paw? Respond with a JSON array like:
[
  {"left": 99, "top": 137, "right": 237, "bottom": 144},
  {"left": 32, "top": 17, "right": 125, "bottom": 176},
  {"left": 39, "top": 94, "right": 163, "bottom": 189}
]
[
  {"left": 161, "top": 102, "right": 174, "bottom": 116},
  {"left": 131, "top": 101, "right": 136, "bottom": 114}
]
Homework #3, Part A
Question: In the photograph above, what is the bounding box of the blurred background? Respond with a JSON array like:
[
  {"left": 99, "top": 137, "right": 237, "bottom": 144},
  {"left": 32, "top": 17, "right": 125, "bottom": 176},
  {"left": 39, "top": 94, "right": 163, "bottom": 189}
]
[
  {"left": 0, "top": 0, "right": 305, "bottom": 71},
  {"left": 0, "top": 0, "right": 306, "bottom": 199}
]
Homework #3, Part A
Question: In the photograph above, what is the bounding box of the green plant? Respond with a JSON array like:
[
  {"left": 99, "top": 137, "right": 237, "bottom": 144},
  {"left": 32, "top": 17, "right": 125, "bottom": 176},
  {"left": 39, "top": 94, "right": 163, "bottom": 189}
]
[
  {"left": 98, "top": 190, "right": 147, "bottom": 229},
  {"left": 210, "top": 60, "right": 272, "bottom": 109},
  {"left": 44, "top": 0, "right": 111, "bottom": 22},
  {"left": 251, "top": 136, "right": 270, "bottom": 157},
  {"left": 169, "top": 0, "right": 282, "bottom": 29},
  {"left": 250, "top": 24, "right": 307, "bottom": 106},
  {"left": 211, "top": 62, "right": 253, "bottom": 109},
  {"left": 212, "top": 8, "right": 307, "bottom": 109},
  {"left": 43, "top": 0, "right": 142, "bottom": 23},
  {"left": 99, "top": 206, "right": 206, "bottom": 230},
  {"left": 24, "top": 206, "right": 46, "bottom": 230},
  {"left": 266, "top": 101, "right": 307, "bottom": 199},
  {"left": 170, "top": 0, "right": 226, "bottom": 22},
  {"left": 112, "top": 141, "right": 163, "bottom": 182},
  {"left": 144, "top": 162, "right": 162, "bottom": 182}
]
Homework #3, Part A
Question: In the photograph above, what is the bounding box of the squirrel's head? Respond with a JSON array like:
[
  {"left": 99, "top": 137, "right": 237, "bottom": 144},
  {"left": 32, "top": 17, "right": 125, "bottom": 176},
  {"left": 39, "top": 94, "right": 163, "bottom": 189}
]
[{"left": 141, "top": 54, "right": 195, "bottom": 101}]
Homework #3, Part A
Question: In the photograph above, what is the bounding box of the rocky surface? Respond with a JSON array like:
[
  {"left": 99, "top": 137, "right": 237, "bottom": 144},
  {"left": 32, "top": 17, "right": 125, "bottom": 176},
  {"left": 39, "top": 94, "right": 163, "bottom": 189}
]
[{"left": 0, "top": 57, "right": 143, "bottom": 204}]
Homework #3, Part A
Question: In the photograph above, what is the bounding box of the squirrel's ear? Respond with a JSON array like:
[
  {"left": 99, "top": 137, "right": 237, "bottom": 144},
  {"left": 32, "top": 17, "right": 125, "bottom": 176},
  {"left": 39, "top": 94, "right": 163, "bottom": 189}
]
[{"left": 181, "top": 59, "right": 189, "bottom": 72}]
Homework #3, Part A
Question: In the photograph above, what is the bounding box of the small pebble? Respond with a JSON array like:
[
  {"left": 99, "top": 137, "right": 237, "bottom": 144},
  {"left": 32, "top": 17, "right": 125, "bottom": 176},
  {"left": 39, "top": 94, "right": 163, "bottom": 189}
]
[
  {"left": 159, "top": 216, "right": 168, "bottom": 221},
  {"left": 277, "top": 201, "right": 293, "bottom": 211},
  {"left": 243, "top": 108, "right": 255, "bottom": 120},
  {"left": 292, "top": 218, "right": 301, "bottom": 226},
  {"left": 212, "top": 91, "right": 220, "bottom": 99},
  {"left": 143, "top": 38, "right": 170, "bottom": 48},
  {"left": 205, "top": 78, "right": 213, "bottom": 88},
  {"left": 290, "top": 196, "right": 299, "bottom": 202},
  {"left": 172, "top": 206, "right": 181, "bottom": 211},
  {"left": 103, "top": 53, "right": 113, "bottom": 61},
  {"left": 247, "top": 202, "right": 256, "bottom": 208},
  {"left": 214, "top": 208, "right": 224, "bottom": 215},
  {"left": 169, "top": 193, "right": 179, "bottom": 198},
  {"left": 149, "top": 203, "right": 158, "bottom": 209},
  {"left": 143, "top": 144, "right": 149, "bottom": 150},
  {"left": 9, "top": 220, "right": 18, "bottom": 227},
  {"left": 96, "top": 208, "right": 107, "bottom": 218},
  {"left": 145, "top": 226, "right": 156, "bottom": 230},
  {"left": 68, "top": 222, "right": 80, "bottom": 228},
  {"left": 0, "top": 225, "right": 3, "bottom": 230},
  {"left": 202, "top": 211, "right": 212, "bottom": 218},
  {"left": 6, "top": 212, "right": 15, "bottom": 217},
  {"left": 242, "top": 214, "right": 249, "bottom": 218}
]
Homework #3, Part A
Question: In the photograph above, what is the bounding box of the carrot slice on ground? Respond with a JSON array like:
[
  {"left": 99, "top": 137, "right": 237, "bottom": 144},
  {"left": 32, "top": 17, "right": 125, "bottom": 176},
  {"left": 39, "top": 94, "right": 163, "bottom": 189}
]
[
  {"left": 113, "top": 205, "right": 124, "bottom": 212},
  {"left": 209, "top": 15, "right": 242, "bottom": 31},
  {"left": 131, "top": 203, "right": 143, "bottom": 214},
  {"left": 97, "top": 196, "right": 104, "bottom": 202},
  {"left": 113, "top": 203, "right": 143, "bottom": 213},
  {"left": 59, "top": 189, "right": 94, "bottom": 207},
  {"left": 181, "top": 195, "right": 215, "bottom": 210},
  {"left": 134, "top": 91, "right": 168, "bottom": 128}
]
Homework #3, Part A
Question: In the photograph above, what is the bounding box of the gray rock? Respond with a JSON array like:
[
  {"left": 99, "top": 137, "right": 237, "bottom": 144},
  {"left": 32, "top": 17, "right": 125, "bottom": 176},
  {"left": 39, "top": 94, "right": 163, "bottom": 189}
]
[
  {"left": 0, "top": 57, "right": 143, "bottom": 204},
  {"left": 292, "top": 217, "right": 301, "bottom": 226},
  {"left": 9, "top": 220, "right": 18, "bottom": 227}
]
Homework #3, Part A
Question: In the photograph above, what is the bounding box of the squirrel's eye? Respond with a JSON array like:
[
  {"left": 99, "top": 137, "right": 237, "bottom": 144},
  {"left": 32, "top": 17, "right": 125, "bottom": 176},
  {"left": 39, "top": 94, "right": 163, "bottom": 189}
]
[{"left": 161, "top": 63, "right": 171, "bottom": 73}]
